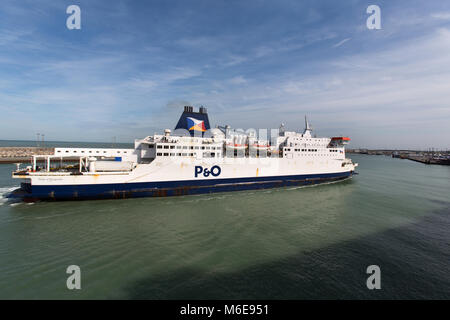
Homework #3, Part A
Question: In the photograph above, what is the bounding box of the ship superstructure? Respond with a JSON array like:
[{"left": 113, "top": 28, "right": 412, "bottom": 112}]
[{"left": 8, "top": 106, "right": 357, "bottom": 201}]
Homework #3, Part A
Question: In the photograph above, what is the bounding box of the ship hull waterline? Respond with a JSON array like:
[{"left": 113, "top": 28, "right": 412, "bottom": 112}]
[{"left": 7, "top": 171, "right": 354, "bottom": 202}]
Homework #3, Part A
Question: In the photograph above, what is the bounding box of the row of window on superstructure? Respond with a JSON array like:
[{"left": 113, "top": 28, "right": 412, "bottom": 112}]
[
  {"left": 155, "top": 144, "right": 219, "bottom": 151},
  {"left": 285, "top": 148, "right": 318, "bottom": 152},
  {"left": 56, "top": 149, "right": 128, "bottom": 154},
  {"left": 285, "top": 148, "right": 340, "bottom": 152},
  {"left": 156, "top": 152, "right": 221, "bottom": 158}
]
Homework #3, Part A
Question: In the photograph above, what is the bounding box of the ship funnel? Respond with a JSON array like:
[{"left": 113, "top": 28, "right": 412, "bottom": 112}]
[{"left": 175, "top": 106, "right": 211, "bottom": 136}]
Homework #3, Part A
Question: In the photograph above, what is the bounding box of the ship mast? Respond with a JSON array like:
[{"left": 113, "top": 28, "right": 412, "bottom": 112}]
[{"left": 303, "top": 115, "right": 312, "bottom": 138}]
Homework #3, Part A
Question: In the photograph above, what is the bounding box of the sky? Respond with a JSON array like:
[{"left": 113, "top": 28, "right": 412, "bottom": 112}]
[{"left": 0, "top": 0, "right": 449, "bottom": 149}]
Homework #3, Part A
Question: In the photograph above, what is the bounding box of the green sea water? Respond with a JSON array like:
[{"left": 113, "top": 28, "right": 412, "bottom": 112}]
[{"left": 0, "top": 153, "right": 449, "bottom": 299}]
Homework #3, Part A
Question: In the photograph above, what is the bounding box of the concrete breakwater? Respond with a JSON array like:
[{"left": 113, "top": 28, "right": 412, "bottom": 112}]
[
  {"left": 0, "top": 147, "right": 54, "bottom": 163},
  {"left": 347, "top": 149, "right": 450, "bottom": 165},
  {"left": 406, "top": 155, "right": 450, "bottom": 165}
]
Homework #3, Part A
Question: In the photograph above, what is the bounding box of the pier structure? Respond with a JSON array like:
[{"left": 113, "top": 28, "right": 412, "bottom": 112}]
[
  {"left": 0, "top": 147, "right": 54, "bottom": 164},
  {"left": 0, "top": 147, "right": 135, "bottom": 164},
  {"left": 347, "top": 149, "right": 450, "bottom": 165}
]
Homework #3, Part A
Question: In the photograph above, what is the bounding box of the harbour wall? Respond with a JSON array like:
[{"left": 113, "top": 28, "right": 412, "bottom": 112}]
[
  {"left": 0, "top": 147, "right": 54, "bottom": 163},
  {"left": 347, "top": 149, "right": 450, "bottom": 165}
]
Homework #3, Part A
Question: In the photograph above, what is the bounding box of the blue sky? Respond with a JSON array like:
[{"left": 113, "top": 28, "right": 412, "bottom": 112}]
[{"left": 0, "top": 0, "right": 449, "bottom": 149}]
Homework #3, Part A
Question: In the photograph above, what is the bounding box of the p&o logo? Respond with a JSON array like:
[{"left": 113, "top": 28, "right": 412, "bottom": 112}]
[{"left": 195, "top": 165, "right": 221, "bottom": 178}]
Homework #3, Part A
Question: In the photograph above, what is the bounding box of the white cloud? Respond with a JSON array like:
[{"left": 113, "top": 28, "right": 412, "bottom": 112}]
[
  {"left": 1, "top": 2, "right": 449, "bottom": 147},
  {"left": 222, "top": 55, "right": 248, "bottom": 67},
  {"left": 332, "top": 38, "right": 351, "bottom": 48},
  {"left": 185, "top": 28, "right": 450, "bottom": 148},
  {"left": 229, "top": 76, "right": 247, "bottom": 85},
  {"left": 430, "top": 12, "right": 450, "bottom": 20}
]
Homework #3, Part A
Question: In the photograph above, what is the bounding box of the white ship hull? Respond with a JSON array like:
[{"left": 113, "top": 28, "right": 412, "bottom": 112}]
[{"left": 10, "top": 157, "right": 356, "bottom": 201}]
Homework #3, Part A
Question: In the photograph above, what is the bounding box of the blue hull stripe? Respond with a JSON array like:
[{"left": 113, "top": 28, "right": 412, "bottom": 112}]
[{"left": 10, "top": 171, "right": 353, "bottom": 201}]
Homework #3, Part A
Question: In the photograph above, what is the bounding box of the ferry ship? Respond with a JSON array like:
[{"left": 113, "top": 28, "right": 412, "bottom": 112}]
[{"left": 7, "top": 106, "right": 357, "bottom": 201}]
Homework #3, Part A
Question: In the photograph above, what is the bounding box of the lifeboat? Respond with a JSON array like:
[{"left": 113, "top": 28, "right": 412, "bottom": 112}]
[
  {"left": 226, "top": 143, "right": 248, "bottom": 150},
  {"left": 250, "top": 143, "right": 270, "bottom": 151}
]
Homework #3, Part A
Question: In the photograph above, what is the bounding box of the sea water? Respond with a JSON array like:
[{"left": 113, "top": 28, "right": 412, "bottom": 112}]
[{"left": 0, "top": 151, "right": 449, "bottom": 299}]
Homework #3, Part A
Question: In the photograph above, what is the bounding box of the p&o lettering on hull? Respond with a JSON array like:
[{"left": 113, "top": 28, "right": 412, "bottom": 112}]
[{"left": 195, "top": 165, "right": 222, "bottom": 178}]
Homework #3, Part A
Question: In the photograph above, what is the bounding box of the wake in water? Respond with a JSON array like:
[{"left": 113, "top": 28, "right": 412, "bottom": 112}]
[
  {"left": 287, "top": 176, "right": 353, "bottom": 190},
  {"left": 0, "top": 186, "right": 20, "bottom": 206}
]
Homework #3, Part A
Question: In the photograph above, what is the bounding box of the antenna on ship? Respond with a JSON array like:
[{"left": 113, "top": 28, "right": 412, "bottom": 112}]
[
  {"left": 303, "top": 115, "right": 312, "bottom": 137},
  {"left": 279, "top": 123, "right": 285, "bottom": 136},
  {"left": 305, "top": 115, "right": 311, "bottom": 131}
]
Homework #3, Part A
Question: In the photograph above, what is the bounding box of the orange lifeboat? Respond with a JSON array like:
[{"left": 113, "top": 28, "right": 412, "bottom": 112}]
[
  {"left": 226, "top": 143, "right": 248, "bottom": 150},
  {"left": 250, "top": 143, "right": 270, "bottom": 151}
]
